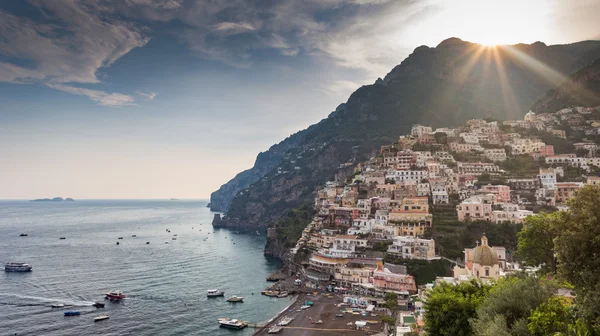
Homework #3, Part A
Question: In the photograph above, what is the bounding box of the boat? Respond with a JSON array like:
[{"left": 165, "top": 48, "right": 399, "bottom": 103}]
[
  {"left": 94, "top": 315, "right": 110, "bottom": 322},
  {"left": 173, "top": 234, "right": 177, "bottom": 237},
  {"left": 146, "top": 242, "right": 150, "bottom": 244},
  {"left": 207, "top": 289, "right": 225, "bottom": 297},
  {"left": 172, "top": 237, "right": 176, "bottom": 240},
  {"left": 268, "top": 326, "right": 283, "bottom": 333},
  {"left": 118, "top": 237, "right": 123, "bottom": 240},
  {"left": 277, "top": 317, "right": 294, "bottom": 326},
  {"left": 105, "top": 290, "right": 126, "bottom": 300},
  {"left": 218, "top": 318, "right": 247, "bottom": 329},
  {"left": 51, "top": 303, "right": 65, "bottom": 308},
  {"left": 92, "top": 302, "right": 105, "bottom": 308},
  {"left": 116, "top": 242, "right": 119, "bottom": 245},
  {"left": 4, "top": 262, "right": 32, "bottom": 272},
  {"left": 64, "top": 311, "right": 81, "bottom": 316},
  {"left": 19, "top": 233, "right": 28, "bottom": 237},
  {"left": 226, "top": 295, "right": 244, "bottom": 302},
  {"left": 277, "top": 291, "right": 289, "bottom": 298},
  {"left": 59, "top": 237, "right": 66, "bottom": 240},
  {"left": 131, "top": 235, "right": 136, "bottom": 237}
]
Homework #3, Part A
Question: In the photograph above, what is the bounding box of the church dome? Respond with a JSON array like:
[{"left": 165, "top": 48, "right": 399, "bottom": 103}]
[{"left": 472, "top": 235, "right": 498, "bottom": 266}]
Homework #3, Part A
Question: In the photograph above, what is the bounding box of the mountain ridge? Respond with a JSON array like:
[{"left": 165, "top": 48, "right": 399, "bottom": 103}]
[{"left": 210, "top": 38, "right": 600, "bottom": 229}]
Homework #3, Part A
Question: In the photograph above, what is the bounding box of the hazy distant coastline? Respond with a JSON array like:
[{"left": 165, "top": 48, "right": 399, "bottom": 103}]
[{"left": 29, "top": 197, "right": 74, "bottom": 202}]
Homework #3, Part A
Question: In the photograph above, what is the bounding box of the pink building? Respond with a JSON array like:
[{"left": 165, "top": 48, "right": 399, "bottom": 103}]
[
  {"left": 373, "top": 266, "right": 417, "bottom": 293},
  {"left": 456, "top": 196, "right": 493, "bottom": 221},
  {"left": 480, "top": 184, "right": 511, "bottom": 203},
  {"left": 530, "top": 145, "right": 555, "bottom": 159}
]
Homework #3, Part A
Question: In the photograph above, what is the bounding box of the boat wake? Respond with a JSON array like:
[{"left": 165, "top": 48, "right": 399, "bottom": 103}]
[{"left": 0, "top": 293, "right": 95, "bottom": 307}]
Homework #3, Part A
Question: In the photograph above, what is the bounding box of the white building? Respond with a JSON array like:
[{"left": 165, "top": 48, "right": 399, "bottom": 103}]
[
  {"left": 484, "top": 149, "right": 507, "bottom": 162},
  {"left": 538, "top": 168, "right": 557, "bottom": 189},
  {"left": 491, "top": 203, "right": 533, "bottom": 224},
  {"left": 386, "top": 170, "right": 429, "bottom": 183},
  {"left": 460, "top": 132, "right": 480, "bottom": 144},
  {"left": 387, "top": 236, "right": 436, "bottom": 260},
  {"left": 411, "top": 125, "right": 433, "bottom": 137}
]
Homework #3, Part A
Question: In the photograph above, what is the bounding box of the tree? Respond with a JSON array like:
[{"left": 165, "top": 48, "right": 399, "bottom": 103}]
[
  {"left": 554, "top": 185, "right": 600, "bottom": 326},
  {"left": 382, "top": 292, "right": 399, "bottom": 335},
  {"left": 527, "top": 297, "right": 571, "bottom": 336},
  {"left": 516, "top": 212, "right": 562, "bottom": 274},
  {"left": 424, "top": 280, "right": 491, "bottom": 336},
  {"left": 471, "top": 276, "right": 557, "bottom": 336},
  {"left": 434, "top": 132, "right": 448, "bottom": 144}
]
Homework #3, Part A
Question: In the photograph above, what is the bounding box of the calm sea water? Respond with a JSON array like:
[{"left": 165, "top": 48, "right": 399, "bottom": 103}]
[{"left": 0, "top": 200, "right": 291, "bottom": 336}]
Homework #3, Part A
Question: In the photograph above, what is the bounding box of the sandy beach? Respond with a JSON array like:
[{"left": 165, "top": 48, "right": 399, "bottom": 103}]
[{"left": 253, "top": 292, "right": 383, "bottom": 336}]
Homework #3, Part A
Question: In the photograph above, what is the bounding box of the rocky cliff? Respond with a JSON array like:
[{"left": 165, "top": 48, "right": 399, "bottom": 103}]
[
  {"left": 532, "top": 58, "right": 600, "bottom": 112},
  {"left": 212, "top": 38, "right": 600, "bottom": 231}
]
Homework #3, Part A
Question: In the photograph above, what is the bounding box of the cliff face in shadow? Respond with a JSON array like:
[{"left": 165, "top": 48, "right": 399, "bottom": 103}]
[
  {"left": 532, "top": 58, "right": 600, "bottom": 112},
  {"left": 211, "top": 38, "right": 600, "bottom": 230}
]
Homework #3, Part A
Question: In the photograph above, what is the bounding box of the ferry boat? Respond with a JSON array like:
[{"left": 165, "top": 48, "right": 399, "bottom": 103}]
[
  {"left": 4, "top": 262, "right": 32, "bottom": 272},
  {"left": 218, "top": 318, "right": 247, "bottom": 329},
  {"left": 226, "top": 295, "right": 244, "bottom": 302},
  {"left": 105, "top": 290, "right": 126, "bottom": 300},
  {"left": 207, "top": 289, "right": 225, "bottom": 297}
]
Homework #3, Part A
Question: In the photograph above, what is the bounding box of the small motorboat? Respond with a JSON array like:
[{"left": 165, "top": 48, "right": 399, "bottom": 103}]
[
  {"left": 131, "top": 235, "right": 137, "bottom": 237},
  {"left": 92, "top": 302, "right": 105, "bottom": 308},
  {"left": 116, "top": 242, "right": 120, "bottom": 245},
  {"left": 5, "top": 262, "right": 32, "bottom": 272},
  {"left": 172, "top": 237, "right": 176, "bottom": 240},
  {"left": 277, "top": 291, "right": 289, "bottom": 298},
  {"left": 226, "top": 295, "right": 244, "bottom": 303},
  {"left": 19, "top": 233, "right": 28, "bottom": 237},
  {"left": 117, "top": 237, "right": 123, "bottom": 240},
  {"left": 51, "top": 303, "right": 65, "bottom": 308},
  {"left": 207, "top": 289, "right": 225, "bottom": 297},
  {"left": 105, "top": 290, "right": 126, "bottom": 300},
  {"left": 268, "top": 326, "right": 283, "bottom": 334},
  {"left": 173, "top": 234, "right": 177, "bottom": 237},
  {"left": 218, "top": 318, "right": 247, "bottom": 329},
  {"left": 146, "top": 242, "right": 150, "bottom": 244},
  {"left": 64, "top": 311, "right": 80, "bottom": 316},
  {"left": 94, "top": 315, "right": 109, "bottom": 322},
  {"left": 59, "top": 237, "right": 66, "bottom": 240}
]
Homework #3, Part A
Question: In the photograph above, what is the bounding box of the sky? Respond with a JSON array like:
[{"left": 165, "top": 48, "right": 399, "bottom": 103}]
[{"left": 1, "top": 0, "right": 599, "bottom": 199}]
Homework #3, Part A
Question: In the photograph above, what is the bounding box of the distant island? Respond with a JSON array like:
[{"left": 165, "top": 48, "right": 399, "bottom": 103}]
[
  {"left": 170, "top": 198, "right": 179, "bottom": 201},
  {"left": 29, "top": 197, "right": 74, "bottom": 202}
]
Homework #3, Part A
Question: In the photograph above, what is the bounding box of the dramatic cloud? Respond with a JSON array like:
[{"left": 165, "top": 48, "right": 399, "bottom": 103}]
[
  {"left": 0, "top": 1, "right": 149, "bottom": 105},
  {"left": 136, "top": 91, "right": 158, "bottom": 100},
  {"left": 47, "top": 84, "right": 135, "bottom": 107}
]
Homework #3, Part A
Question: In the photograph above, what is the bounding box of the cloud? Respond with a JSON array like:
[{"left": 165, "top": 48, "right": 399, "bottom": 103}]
[
  {"left": 320, "top": 79, "right": 362, "bottom": 97},
  {"left": 0, "top": 1, "right": 149, "bottom": 105},
  {"left": 136, "top": 91, "right": 158, "bottom": 100},
  {"left": 214, "top": 22, "right": 256, "bottom": 35},
  {"left": 107, "top": 0, "right": 425, "bottom": 78},
  {"left": 47, "top": 83, "right": 135, "bottom": 107}
]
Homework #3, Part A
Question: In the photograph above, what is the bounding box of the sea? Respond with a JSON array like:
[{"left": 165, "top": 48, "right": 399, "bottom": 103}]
[{"left": 0, "top": 200, "right": 293, "bottom": 336}]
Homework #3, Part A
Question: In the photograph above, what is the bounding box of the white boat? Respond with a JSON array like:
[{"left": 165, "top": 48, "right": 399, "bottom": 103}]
[
  {"left": 268, "top": 326, "right": 283, "bottom": 333},
  {"left": 5, "top": 262, "right": 32, "bottom": 272},
  {"left": 226, "top": 295, "right": 244, "bottom": 302},
  {"left": 94, "top": 315, "right": 110, "bottom": 322},
  {"left": 218, "top": 318, "right": 247, "bottom": 329},
  {"left": 51, "top": 303, "right": 65, "bottom": 308},
  {"left": 207, "top": 289, "right": 225, "bottom": 297},
  {"left": 277, "top": 317, "right": 294, "bottom": 326},
  {"left": 277, "top": 291, "right": 288, "bottom": 298}
]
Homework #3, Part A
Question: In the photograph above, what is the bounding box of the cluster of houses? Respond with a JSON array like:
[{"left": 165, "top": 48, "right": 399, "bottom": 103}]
[{"left": 282, "top": 106, "right": 600, "bottom": 334}]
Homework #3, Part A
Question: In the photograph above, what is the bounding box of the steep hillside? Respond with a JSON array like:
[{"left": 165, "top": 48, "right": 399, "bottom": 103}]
[
  {"left": 532, "top": 58, "right": 600, "bottom": 113},
  {"left": 211, "top": 38, "right": 600, "bottom": 228}
]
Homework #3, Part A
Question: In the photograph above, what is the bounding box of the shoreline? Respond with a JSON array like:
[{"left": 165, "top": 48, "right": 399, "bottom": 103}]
[{"left": 252, "top": 293, "right": 305, "bottom": 335}]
